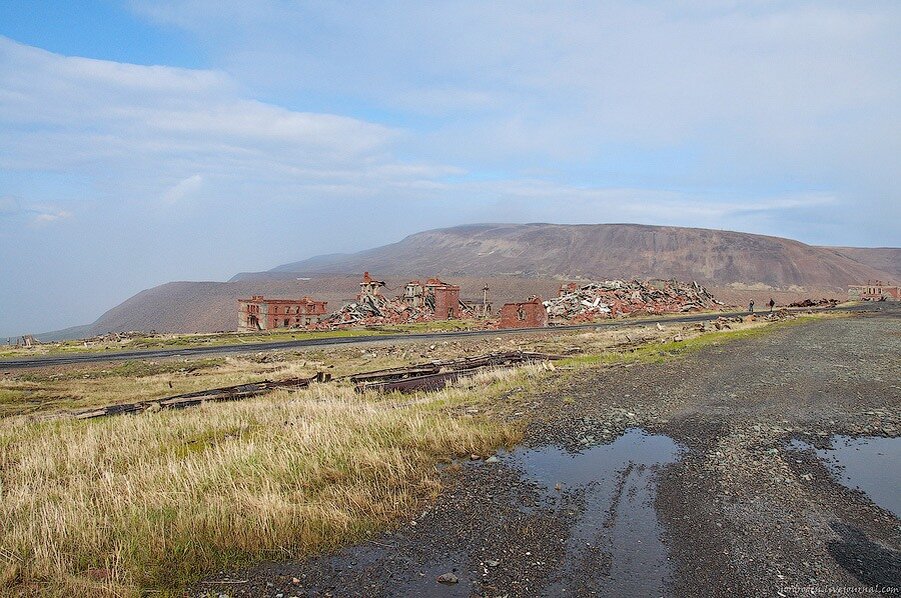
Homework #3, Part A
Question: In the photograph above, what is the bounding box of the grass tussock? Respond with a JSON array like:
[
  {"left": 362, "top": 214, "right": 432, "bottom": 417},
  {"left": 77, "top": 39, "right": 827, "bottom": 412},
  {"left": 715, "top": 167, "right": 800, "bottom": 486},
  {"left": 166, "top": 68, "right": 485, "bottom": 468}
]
[{"left": 0, "top": 368, "right": 529, "bottom": 597}]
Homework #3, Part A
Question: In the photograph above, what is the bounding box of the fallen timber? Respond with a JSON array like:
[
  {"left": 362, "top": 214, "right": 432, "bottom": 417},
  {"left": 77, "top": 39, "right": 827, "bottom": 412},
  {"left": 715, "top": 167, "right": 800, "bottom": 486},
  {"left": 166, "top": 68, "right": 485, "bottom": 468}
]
[
  {"left": 352, "top": 351, "right": 564, "bottom": 394},
  {"left": 71, "top": 372, "right": 331, "bottom": 420},
  {"left": 64, "top": 351, "right": 561, "bottom": 420}
]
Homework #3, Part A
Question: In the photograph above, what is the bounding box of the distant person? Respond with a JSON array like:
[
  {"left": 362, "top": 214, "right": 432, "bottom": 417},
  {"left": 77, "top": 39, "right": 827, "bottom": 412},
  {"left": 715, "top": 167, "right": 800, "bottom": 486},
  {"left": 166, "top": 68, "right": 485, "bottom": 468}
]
[
  {"left": 749, "top": 299, "right": 755, "bottom": 313},
  {"left": 768, "top": 298, "right": 775, "bottom": 312}
]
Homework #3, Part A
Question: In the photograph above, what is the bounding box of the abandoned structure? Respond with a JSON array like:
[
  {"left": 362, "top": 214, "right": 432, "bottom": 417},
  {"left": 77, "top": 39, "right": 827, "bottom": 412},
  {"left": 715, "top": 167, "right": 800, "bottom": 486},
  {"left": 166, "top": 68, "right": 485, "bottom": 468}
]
[
  {"left": 359, "top": 271, "right": 386, "bottom": 298},
  {"left": 461, "top": 285, "right": 492, "bottom": 318},
  {"left": 498, "top": 297, "right": 548, "bottom": 329},
  {"left": 237, "top": 295, "right": 328, "bottom": 331},
  {"left": 848, "top": 281, "right": 900, "bottom": 301},
  {"left": 403, "top": 278, "right": 462, "bottom": 319}
]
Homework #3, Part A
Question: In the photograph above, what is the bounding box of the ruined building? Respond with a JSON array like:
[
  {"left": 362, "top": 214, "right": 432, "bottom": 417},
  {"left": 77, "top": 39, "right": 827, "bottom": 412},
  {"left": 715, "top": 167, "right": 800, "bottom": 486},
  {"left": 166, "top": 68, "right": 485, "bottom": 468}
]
[
  {"left": 461, "top": 285, "right": 492, "bottom": 318},
  {"left": 359, "top": 271, "right": 386, "bottom": 298},
  {"left": 498, "top": 296, "right": 548, "bottom": 329},
  {"left": 403, "top": 277, "right": 462, "bottom": 319},
  {"left": 238, "top": 295, "right": 328, "bottom": 331},
  {"left": 848, "top": 281, "right": 900, "bottom": 301}
]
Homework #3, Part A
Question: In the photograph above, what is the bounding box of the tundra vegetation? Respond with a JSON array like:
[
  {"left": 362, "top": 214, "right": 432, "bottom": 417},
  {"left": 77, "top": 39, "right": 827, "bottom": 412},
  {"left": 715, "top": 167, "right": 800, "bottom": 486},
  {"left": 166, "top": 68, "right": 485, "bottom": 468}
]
[{"left": 0, "top": 315, "right": 821, "bottom": 596}]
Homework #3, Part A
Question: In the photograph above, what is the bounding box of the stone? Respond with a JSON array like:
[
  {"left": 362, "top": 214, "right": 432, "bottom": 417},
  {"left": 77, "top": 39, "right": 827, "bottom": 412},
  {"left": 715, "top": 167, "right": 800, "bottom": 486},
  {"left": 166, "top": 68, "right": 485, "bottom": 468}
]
[
  {"left": 485, "top": 456, "right": 499, "bottom": 463},
  {"left": 437, "top": 572, "right": 459, "bottom": 584}
]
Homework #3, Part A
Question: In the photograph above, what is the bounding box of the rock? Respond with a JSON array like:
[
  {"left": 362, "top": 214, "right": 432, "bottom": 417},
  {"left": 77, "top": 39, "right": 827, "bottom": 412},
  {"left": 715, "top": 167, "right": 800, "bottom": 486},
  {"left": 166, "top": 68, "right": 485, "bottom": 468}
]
[
  {"left": 437, "top": 572, "right": 459, "bottom": 584},
  {"left": 291, "top": 577, "right": 300, "bottom": 585},
  {"left": 486, "top": 560, "right": 500, "bottom": 567},
  {"left": 485, "top": 456, "right": 499, "bottom": 463},
  {"left": 470, "top": 454, "right": 482, "bottom": 460}
]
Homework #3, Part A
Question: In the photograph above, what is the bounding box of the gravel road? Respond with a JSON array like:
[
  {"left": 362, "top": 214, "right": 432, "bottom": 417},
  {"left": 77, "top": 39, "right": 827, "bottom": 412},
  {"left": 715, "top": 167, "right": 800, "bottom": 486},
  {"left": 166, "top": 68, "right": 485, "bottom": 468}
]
[{"left": 198, "top": 304, "right": 900, "bottom": 597}]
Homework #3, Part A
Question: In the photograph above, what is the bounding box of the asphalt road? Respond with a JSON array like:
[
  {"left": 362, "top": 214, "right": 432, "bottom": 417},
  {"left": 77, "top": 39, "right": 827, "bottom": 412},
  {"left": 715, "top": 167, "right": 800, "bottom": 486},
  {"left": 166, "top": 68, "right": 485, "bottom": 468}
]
[{"left": 0, "top": 304, "right": 875, "bottom": 369}]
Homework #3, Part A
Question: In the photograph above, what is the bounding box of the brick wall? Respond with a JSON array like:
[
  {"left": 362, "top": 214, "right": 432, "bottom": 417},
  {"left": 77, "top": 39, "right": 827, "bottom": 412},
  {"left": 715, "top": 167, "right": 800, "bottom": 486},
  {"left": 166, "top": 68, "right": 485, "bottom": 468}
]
[{"left": 498, "top": 298, "right": 548, "bottom": 329}]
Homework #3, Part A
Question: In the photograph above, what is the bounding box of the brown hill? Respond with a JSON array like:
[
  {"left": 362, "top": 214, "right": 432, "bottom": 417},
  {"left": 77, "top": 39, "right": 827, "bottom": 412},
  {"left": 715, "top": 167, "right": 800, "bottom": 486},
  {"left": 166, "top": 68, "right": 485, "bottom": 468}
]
[
  {"left": 56, "top": 223, "right": 896, "bottom": 338},
  {"left": 823, "top": 247, "right": 901, "bottom": 281},
  {"left": 271, "top": 224, "right": 894, "bottom": 289}
]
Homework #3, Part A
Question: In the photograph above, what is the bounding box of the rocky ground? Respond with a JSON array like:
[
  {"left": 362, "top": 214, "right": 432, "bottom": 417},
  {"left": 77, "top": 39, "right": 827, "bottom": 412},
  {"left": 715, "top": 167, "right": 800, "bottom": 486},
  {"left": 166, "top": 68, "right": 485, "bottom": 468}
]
[{"left": 196, "top": 303, "right": 900, "bottom": 597}]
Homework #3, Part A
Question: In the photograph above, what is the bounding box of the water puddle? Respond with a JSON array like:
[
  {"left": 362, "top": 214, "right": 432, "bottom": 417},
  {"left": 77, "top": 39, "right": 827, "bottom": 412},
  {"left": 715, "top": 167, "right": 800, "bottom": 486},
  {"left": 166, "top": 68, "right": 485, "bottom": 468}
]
[
  {"left": 507, "top": 428, "right": 683, "bottom": 596},
  {"left": 790, "top": 435, "right": 901, "bottom": 517}
]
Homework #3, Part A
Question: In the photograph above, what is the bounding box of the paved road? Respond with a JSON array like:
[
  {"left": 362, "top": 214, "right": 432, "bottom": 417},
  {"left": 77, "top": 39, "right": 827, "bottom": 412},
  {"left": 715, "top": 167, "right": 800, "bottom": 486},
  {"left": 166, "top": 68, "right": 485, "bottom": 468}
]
[
  {"left": 0, "top": 305, "right": 873, "bottom": 369},
  {"left": 198, "top": 302, "right": 900, "bottom": 597}
]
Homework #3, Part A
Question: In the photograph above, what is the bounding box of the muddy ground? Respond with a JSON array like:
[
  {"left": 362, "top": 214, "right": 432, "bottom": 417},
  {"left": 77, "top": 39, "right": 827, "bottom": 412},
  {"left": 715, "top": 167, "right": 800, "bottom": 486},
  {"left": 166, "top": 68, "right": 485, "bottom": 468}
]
[{"left": 198, "top": 304, "right": 900, "bottom": 597}]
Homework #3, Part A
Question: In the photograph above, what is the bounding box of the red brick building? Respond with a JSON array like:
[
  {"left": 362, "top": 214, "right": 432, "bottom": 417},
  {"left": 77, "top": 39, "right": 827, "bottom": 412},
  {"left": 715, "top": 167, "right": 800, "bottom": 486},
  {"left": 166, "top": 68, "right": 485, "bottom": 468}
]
[
  {"left": 403, "top": 277, "right": 462, "bottom": 319},
  {"left": 238, "top": 295, "right": 328, "bottom": 331},
  {"left": 498, "top": 297, "right": 548, "bottom": 329}
]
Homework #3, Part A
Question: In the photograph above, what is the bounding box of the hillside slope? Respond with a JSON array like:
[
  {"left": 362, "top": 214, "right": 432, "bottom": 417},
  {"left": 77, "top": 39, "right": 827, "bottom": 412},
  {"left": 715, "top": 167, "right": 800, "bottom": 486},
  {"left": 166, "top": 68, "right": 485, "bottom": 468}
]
[
  {"left": 48, "top": 223, "right": 897, "bottom": 338},
  {"left": 823, "top": 247, "right": 901, "bottom": 281},
  {"left": 273, "top": 223, "right": 893, "bottom": 289}
]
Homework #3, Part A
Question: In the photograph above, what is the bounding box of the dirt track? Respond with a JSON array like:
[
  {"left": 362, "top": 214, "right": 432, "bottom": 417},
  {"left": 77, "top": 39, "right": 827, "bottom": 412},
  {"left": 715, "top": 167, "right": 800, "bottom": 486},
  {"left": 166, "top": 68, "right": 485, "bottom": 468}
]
[{"left": 198, "top": 304, "right": 900, "bottom": 597}]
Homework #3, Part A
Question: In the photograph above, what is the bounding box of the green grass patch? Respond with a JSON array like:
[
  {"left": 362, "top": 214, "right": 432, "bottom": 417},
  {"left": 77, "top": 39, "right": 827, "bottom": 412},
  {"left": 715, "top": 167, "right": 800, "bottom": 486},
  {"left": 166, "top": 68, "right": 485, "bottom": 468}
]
[{"left": 558, "top": 315, "right": 820, "bottom": 368}]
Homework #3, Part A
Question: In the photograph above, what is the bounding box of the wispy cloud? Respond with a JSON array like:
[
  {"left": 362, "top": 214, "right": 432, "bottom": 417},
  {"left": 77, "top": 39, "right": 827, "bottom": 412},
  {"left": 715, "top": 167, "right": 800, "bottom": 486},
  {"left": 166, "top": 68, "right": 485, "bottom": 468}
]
[
  {"left": 0, "top": 195, "right": 72, "bottom": 225},
  {"left": 161, "top": 174, "right": 204, "bottom": 204}
]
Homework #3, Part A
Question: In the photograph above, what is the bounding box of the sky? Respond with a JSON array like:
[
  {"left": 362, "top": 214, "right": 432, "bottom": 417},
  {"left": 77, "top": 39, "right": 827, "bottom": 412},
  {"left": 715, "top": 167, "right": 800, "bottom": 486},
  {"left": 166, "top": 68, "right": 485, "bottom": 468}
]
[{"left": 0, "top": 1, "right": 899, "bottom": 337}]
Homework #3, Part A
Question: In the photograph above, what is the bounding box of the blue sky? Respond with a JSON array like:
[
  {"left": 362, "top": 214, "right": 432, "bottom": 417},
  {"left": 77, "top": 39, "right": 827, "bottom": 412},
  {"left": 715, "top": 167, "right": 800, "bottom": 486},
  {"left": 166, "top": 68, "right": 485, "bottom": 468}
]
[{"left": 1, "top": 1, "right": 899, "bottom": 336}]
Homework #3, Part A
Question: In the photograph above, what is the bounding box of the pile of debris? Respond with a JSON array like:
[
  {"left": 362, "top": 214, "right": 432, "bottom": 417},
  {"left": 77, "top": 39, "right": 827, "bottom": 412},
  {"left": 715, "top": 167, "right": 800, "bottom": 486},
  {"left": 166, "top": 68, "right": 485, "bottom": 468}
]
[
  {"left": 315, "top": 272, "right": 476, "bottom": 328},
  {"left": 543, "top": 279, "right": 722, "bottom": 323},
  {"left": 317, "top": 293, "right": 474, "bottom": 328},
  {"left": 787, "top": 298, "right": 839, "bottom": 308}
]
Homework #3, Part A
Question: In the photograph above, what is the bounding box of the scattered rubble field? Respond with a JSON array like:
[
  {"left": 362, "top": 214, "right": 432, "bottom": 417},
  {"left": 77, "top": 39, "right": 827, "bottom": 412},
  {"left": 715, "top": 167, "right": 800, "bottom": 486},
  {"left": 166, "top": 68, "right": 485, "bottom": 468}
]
[{"left": 199, "top": 303, "right": 900, "bottom": 597}]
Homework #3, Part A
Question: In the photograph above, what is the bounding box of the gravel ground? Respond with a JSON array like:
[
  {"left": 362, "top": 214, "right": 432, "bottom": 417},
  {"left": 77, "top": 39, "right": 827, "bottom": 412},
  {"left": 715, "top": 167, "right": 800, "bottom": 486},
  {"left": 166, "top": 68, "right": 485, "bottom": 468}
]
[{"left": 196, "top": 304, "right": 900, "bottom": 597}]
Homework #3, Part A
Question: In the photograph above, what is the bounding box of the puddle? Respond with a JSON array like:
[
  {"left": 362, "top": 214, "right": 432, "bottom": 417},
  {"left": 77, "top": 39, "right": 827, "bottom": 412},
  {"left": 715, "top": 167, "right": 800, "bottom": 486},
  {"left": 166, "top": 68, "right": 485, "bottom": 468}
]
[
  {"left": 507, "top": 428, "right": 683, "bottom": 596},
  {"left": 791, "top": 435, "right": 901, "bottom": 517}
]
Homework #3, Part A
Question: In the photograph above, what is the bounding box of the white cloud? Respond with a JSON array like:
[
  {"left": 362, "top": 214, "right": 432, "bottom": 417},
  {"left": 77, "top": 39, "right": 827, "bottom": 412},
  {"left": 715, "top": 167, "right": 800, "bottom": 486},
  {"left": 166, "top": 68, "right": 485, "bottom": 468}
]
[
  {"left": 32, "top": 209, "right": 72, "bottom": 224},
  {"left": 0, "top": 195, "right": 73, "bottom": 224},
  {"left": 161, "top": 174, "right": 204, "bottom": 204},
  {"left": 132, "top": 1, "right": 901, "bottom": 208},
  {"left": 0, "top": 36, "right": 430, "bottom": 201}
]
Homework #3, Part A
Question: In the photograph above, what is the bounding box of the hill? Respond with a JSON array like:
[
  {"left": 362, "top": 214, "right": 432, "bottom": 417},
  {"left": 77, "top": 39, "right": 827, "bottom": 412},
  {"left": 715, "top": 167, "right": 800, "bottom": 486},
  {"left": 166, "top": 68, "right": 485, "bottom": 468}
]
[
  {"left": 271, "top": 223, "right": 893, "bottom": 289},
  {"left": 42, "top": 223, "right": 897, "bottom": 338}
]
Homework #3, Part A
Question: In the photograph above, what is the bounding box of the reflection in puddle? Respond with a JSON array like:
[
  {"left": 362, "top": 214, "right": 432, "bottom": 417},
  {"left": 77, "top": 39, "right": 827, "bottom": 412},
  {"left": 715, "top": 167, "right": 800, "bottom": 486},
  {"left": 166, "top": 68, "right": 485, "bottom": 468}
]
[
  {"left": 791, "top": 435, "right": 901, "bottom": 517},
  {"left": 508, "top": 428, "right": 683, "bottom": 596}
]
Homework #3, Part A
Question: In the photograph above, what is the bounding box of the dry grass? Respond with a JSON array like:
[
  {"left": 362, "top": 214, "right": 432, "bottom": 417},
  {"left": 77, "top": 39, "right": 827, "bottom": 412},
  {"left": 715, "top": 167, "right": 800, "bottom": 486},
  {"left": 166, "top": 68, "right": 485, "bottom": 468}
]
[
  {"left": 0, "top": 315, "right": 819, "bottom": 596},
  {"left": 0, "top": 351, "right": 410, "bottom": 418},
  {"left": 0, "top": 367, "right": 534, "bottom": 596}
]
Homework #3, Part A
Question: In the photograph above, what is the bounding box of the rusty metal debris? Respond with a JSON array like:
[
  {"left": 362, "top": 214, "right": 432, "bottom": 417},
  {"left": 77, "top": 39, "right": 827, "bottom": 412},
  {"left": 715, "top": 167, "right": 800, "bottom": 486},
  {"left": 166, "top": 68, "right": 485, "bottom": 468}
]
[
  {"left": 71, "top": 372, "right": 331, "bottom": 420},
  {"left": 62, "top": 350, "right": 562, "bottom": 419},
  {"left": 352, "top": 350, "right": 564, "bottom": 393},
  {"left": 543, "top": 279, "right": 721, "bottom": 323}
]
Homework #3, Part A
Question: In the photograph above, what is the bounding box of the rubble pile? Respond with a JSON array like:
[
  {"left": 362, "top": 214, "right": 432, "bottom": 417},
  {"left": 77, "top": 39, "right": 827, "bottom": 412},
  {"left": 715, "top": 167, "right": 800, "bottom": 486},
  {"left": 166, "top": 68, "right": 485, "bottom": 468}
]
[
  {"left": 543, "top": 279, "right": 722, "bottom": 322},
  {"left": 787, "top": 298, "right": 839, "bottom": 308},
  {"left": 318, "top": 294, "right": 474, "bottom": 328}
]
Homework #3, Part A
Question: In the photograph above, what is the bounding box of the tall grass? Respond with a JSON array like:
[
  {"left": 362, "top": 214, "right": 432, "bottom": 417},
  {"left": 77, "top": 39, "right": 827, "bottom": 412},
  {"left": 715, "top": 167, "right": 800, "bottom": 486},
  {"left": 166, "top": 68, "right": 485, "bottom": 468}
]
[{"left": 0, "top": 369, "right": 528, "bottom": 596}]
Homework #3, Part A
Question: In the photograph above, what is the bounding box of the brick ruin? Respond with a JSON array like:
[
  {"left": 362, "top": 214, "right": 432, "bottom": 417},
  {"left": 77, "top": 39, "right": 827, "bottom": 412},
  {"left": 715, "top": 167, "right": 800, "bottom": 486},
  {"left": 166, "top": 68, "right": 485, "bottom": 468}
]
[
  {"left": 848, "top": 281, "right": 901, "bottom": 301},
  {"left": 498, "top": 296, "right": 548, "bottom": 329},
  {"left": 237, "top": 295, "right": 328, "bottom": 331},
  {"left": 403, "top": 278, "right": 462, "bottom": 320}
]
